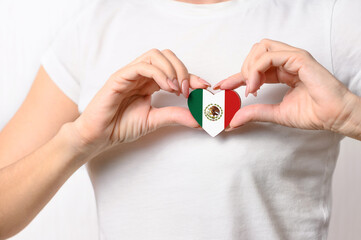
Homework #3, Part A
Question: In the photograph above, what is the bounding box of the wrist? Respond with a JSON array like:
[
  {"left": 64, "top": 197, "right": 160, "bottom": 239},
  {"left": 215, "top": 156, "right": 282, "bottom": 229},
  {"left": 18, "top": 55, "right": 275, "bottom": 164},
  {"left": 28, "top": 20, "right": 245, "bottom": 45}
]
[
  {"left": 332, "top": 92, "right": 361, "bottom": 140},
  {"left": 57, "top": 123, "right": 102, "bottom": 166}
]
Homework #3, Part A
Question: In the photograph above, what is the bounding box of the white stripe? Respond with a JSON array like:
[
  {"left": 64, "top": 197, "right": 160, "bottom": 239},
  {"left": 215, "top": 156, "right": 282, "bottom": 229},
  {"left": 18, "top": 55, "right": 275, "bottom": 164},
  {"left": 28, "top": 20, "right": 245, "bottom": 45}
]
[{"left": 202, "top": 90, "right": 225, "bottom": 137}]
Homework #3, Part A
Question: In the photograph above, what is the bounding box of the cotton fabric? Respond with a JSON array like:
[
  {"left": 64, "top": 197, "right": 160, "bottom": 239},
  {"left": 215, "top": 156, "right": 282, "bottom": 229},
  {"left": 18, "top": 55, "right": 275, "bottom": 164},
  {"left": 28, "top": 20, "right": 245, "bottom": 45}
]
[{"left": 41, "top": 0, "right": 361, "bottom": 239}]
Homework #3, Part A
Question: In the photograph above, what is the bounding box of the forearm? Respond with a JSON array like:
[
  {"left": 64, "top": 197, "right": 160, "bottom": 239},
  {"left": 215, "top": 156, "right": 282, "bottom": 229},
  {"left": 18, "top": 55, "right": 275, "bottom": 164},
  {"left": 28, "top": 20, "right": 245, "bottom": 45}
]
[
  {"left": 0, "top": 123, "right": 92, "bottom": 239},
  {"left": 334, "top": 92, "right": 361, "bottom": 141}
]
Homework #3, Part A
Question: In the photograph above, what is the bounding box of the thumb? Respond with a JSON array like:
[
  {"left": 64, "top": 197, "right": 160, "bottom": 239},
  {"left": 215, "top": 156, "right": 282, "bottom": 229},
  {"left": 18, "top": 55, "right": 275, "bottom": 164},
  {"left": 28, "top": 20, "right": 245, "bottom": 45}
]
[
  {"left": 227, "top": 104, "right": 279, "bottom": 130},
  {"left": 148, "top": 106, "right": 200, "bottom": 131}
]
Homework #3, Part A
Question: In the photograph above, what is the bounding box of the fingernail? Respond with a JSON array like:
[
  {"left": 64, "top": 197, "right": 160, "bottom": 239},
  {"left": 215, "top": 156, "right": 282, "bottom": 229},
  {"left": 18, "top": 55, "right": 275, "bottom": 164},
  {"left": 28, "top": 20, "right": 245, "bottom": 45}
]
[
  {"left": 213, "top": 83, "right": 221, "bottom": 90},
  {"left": 172, "top": 78, "right": 180, "bottom": 91},
  {"left": 167, "top": 78, "right": 179, "bottom": 91},
  {"left": 245, "top": 85, "right": 249, "bottom": 97},
  {"left": 213, "top": 79, "right": 225, "bottom": 90},
  {"left": 225, "top": 125, "right": 241, "bottom": 132},
  {"left": 195, "top": 126, "right": 203, "bottom": 130},
  {"left": 182, "top": 79, "right": 189, "bottom": 98},
  {"left": 252, "top": 91, "right": 258, "bottom": 97},
  {"left": 225, "top": 127, "right": 234, "bottom": 132},
  {"left": 198, "top": 78, "right": 211, "bottom": 87}
]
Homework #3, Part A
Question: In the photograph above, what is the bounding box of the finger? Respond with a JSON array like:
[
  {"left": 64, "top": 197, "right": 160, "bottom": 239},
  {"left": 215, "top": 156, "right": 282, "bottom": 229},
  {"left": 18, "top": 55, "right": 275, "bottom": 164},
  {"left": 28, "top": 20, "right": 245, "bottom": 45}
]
[
  {"left": 247, "top": 43, "right": 268, "bottom": 83},
  {"left": 226, "top": 103, "right": 280, "bottom": 130},
  {"left": 247, "top": 51, "right": 302, "bottom": 94},
  {"left": 257, "top": 39, "right": 296, "bottom": 52},
  {"left": 161, "top": 49, "right": 188, "bottom": 96},
  {"left": 213, "top": 78, "right": 227, "bottom": 90},
  {"left": 246, "top": 43, "right": 266, "bottom": 81},
  {"left": 130, "top": 48, "right": 179, "bottom": 92},
  {"left": 241, "top": 39, "right": 298, "bottom": 95},
  {"left": 120, "top": 62, "right": 173, "bottom": 92},
  {"left": 148, "top": 106, "right": 200, "bottom": 131},
  {"left": 189, "top": 74, "right": 211, "bottom": 89},
  {"left": 241, "top": 43, "right": 259, "bottom": 81},
  {"left": 214, "top": 72, "right": 246, "bottom": 90},
  {"left": 161, "top": 49, "right": 211, "bottom": 98},
  {"left": 215, "top": 40, "right": 283, "bottom": 93},
  {"left": 137, "top": 80, "right": 161, "bottom": 96}
]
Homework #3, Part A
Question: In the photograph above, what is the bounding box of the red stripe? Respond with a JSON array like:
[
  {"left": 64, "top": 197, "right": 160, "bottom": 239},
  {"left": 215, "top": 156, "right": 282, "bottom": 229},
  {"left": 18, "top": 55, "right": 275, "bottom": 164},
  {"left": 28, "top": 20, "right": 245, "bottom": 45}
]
[{"left": 224, "top": 90, "right": 241, "bottom": 128}]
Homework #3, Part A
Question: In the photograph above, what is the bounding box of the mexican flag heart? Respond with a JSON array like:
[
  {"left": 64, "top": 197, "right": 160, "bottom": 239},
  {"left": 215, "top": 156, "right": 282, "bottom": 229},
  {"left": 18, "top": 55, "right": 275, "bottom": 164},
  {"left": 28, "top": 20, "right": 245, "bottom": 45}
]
[{"left": 188, "top": 89, "right": 241, "bottom": 137}]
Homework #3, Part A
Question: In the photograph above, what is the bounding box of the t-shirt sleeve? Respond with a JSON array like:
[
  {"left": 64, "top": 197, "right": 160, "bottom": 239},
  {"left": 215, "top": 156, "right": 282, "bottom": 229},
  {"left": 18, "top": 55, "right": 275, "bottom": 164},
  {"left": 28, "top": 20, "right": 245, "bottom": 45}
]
[
  {"left": 40, "top": 0, "right": 99, "bottom": 104},
  {"left": 331, "top": 0, "right": 361, "bottom": 97},
  {"left": 41, "top": 21, "right": 82, "bottom": 104}
]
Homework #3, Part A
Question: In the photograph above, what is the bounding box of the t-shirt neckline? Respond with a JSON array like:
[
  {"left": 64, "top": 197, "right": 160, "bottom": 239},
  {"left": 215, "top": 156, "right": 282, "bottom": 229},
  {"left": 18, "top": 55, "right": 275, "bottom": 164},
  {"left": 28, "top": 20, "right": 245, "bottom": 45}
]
[{"left": 154, "top": 0, "right": 241, "bottom": 18}]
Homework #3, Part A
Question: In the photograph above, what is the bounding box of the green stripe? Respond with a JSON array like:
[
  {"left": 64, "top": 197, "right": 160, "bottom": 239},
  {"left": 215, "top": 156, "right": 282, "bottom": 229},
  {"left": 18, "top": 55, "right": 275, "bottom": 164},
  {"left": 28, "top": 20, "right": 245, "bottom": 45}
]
[{"left": 187, "top": 89, "right": 203, "bottom": 127}]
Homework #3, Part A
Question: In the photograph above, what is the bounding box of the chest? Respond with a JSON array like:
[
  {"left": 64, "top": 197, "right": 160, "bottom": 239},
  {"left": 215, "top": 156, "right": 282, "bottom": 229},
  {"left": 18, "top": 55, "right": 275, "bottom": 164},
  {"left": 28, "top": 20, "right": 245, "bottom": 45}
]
[{"left": 77, "top": 1, "right": 333, "bottom": 112}]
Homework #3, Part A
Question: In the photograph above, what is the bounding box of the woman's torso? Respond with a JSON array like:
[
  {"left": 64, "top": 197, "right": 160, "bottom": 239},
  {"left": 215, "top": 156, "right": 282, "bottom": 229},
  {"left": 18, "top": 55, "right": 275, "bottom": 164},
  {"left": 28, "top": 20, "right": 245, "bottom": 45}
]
[{"left": 71, "top": 0, "right": 340, "bottom": 239}]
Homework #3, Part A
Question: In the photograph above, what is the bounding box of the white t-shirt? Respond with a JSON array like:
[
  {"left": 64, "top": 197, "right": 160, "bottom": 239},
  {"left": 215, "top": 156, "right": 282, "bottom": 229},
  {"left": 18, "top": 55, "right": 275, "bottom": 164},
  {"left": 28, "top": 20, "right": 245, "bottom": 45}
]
[{"left": 41, "top": 0, "right": 361, "bottom": 239}]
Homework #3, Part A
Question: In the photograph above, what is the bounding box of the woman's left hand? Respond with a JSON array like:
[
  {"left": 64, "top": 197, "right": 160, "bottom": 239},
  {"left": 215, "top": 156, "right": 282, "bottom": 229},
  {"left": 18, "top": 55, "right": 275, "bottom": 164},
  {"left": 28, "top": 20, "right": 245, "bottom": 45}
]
[{"left": 214, "top": 39, "right": 359, "bottom": 135}]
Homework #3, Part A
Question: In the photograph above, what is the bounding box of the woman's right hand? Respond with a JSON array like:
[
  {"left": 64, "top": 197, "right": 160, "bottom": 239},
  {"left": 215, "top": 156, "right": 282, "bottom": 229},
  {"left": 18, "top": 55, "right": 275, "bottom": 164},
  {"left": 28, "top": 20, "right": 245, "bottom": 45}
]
[
  {"left": 4, "top": 49, "right": 212, "bottom": 237},
  {"left": 2, "top": 48, "right": 212, "bottom": 239},
  {"left": 70, "top": 49, "right": 210, "bottom": 154}
]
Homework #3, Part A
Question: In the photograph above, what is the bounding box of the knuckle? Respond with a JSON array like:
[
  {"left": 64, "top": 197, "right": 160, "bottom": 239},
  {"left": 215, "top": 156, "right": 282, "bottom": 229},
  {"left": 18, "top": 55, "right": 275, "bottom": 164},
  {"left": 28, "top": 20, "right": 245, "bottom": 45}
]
[
  {"left": 259, "top": 38, "right": 271, "bottom": 45},
  {"left": 161, "top": 48, "right": 174, "bottom": 55},
  {"left": 259, "top": 38, "right": 273, "bottom": 51},
  {"left": 251, "top": 42, "right": 260, "bottom": 50},
  {"left": 109, "top": 69, "right": 124, "bottom": 81},
  {"left": 148, "top": 48, "right": 161, "bottom": 55},
  {"left": 177, "top": 64, "right": 188, "bottom": 75},
  {"left": 109, "top": 72, "right": 118, "bottom": 81},
  {"left": 294, "top": 50, "right": 314, "bottom": 66},
  {"left": 298, "top": 49, "right": 312, "bottom": 59}
]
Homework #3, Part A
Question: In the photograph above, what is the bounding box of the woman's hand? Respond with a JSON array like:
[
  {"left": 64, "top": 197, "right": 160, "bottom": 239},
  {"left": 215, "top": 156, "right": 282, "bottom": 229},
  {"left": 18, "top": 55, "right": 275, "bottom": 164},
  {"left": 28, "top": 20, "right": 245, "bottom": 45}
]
[
  {"left": 71, "top": 49, "right": 210, "bottom": 153},
  {"left": 0, "top": 48, "right": 211, "bottom": 238},
  {"left": 214, "top": 39, "right": 361, "bottom": 139}
]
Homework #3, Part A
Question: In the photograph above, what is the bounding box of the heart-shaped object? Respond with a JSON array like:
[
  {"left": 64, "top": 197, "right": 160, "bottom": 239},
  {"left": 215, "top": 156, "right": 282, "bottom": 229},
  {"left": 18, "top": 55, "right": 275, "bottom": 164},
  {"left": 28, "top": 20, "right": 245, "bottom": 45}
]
[{"left": 188, "top": 89, "right": 241, "bottom": 137}]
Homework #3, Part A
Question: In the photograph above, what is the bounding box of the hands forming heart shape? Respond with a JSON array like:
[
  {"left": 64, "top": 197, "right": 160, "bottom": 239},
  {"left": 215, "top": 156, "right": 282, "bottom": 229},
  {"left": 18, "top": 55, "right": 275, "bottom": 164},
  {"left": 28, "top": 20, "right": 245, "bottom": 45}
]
[{"left": 71, "top": 39, "right": 359, "bottom": 156}]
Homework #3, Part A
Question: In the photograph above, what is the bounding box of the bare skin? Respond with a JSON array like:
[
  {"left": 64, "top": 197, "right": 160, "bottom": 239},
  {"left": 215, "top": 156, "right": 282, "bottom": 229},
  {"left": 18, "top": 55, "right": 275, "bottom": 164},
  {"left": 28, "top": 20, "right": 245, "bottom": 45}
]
[
  {"left": 0, "top": 2, "right": 360, "bottom": 239},
  {"left": 0, "top": 48, "right": 210, "bottom": 239},
  {"left": 0, "top": 1, "right": 221, "bottom": 238},
  {"left": 214, "top": 39, "right": 361, "bottom": 141}
]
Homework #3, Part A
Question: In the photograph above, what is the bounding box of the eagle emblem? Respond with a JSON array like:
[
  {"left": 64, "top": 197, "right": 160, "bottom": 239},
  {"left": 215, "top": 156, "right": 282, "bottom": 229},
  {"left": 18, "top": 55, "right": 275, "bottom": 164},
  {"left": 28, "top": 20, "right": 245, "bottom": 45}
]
[{"left": 204, "top": 104, "right": 223, "bottom": 121}]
